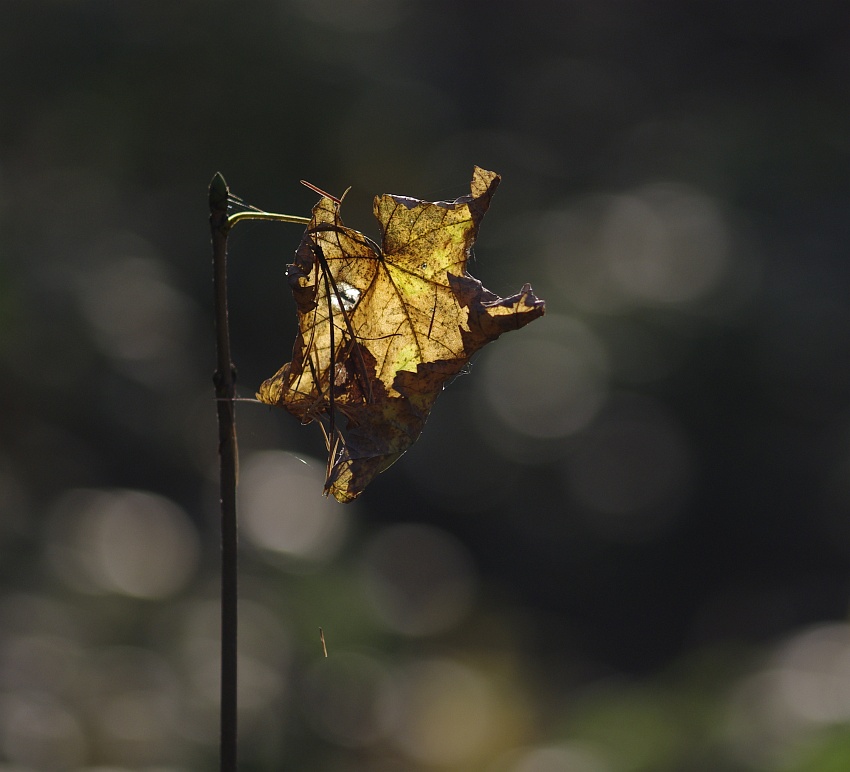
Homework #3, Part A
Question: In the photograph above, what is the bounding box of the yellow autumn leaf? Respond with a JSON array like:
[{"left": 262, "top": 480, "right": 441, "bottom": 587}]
[{"left": 257, "top": 167, "right": 545, "bottom": 502}]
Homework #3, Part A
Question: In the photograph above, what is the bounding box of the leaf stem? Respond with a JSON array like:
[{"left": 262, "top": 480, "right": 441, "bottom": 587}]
[
  {"left": 227, "top": 210, "right": 310, "bottom": 229},
  {"left": 210, "top": 172, "right": 239, "bottom": 772}
]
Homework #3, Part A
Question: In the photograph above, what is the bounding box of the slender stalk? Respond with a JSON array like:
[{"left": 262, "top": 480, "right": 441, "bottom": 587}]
[
  {"left": 209, "top": 172, "right": 238, "bottom": 772},
  {"left": 227, "top": 210, "right": 310, "bottom": 228},
  {"left": 208, "top": 174, "right": 311, "bottom": 771}
]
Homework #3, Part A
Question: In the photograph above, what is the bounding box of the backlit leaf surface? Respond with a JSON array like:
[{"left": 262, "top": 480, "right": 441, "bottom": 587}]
[{"left": 257, "top": 167, "right": 545, "bottom": 501}]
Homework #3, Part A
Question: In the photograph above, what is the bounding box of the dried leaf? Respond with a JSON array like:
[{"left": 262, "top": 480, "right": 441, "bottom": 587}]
[{"left": 257, "top": 167, "right": 545, "bottom": 502}]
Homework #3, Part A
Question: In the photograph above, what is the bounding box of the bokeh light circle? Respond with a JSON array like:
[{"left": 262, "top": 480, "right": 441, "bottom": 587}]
[
  {"left": 47, "top": 489, "right": 200, "bottom": 599},
  {"left": 361, "top": 524, "right": 476, "bottom": 636},
  {"left": 508, "top": 743, "right": 612, "bottom": 772},
  {"left": 239, "top": 450, "right": 350, "bottom": 568},
  {"left": 391, "top": 658, "right": 496, "bottom": 766},
  {"left": 601, "top": 183, "right": 728, "bottom": 305},
  {"left": 479, "top": 314, "right": 608, "bottom": 442},
  {"left": 541, "top": 184, "right": 728, "bottom": 313}
]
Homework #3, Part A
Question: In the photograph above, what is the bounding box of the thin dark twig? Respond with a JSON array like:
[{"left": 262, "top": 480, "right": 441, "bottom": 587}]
[
  {"left": 209, "top": 172, "right": 238, "bottom": 772},
  {"left": 317, "top": 243, "right": 338, "bottom": 480},
  {"left": 311, "top": 237, "right": 373, "bottom": 402}
]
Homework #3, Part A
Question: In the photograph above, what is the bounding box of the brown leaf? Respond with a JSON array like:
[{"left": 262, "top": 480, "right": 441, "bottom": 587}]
[{"left": 257, "top": 167, "right": 545, "bottom": 502}]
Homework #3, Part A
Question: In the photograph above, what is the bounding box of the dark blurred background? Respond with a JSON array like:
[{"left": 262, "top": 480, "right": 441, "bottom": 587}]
[{"left": 2, "top": 0, "right": 850, "bottom": 769}]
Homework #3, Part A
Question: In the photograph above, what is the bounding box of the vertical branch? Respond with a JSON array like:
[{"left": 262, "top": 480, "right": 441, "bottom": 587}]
[
  {"left": 209, "top": 172, "right": 238, "bottom": 772},
  {"left": 209, "top": 176, "right": 308, "bottom": 769}
]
